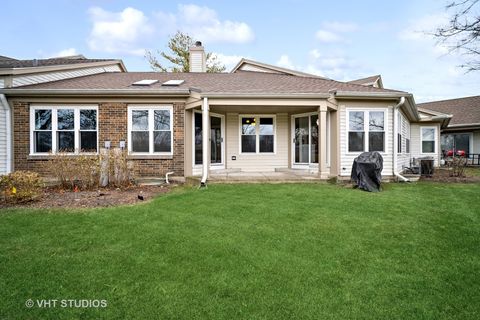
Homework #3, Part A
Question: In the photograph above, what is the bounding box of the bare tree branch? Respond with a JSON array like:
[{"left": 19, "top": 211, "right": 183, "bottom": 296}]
[{"left": 433, "top": 0, "right": 480, "bottom": 72}]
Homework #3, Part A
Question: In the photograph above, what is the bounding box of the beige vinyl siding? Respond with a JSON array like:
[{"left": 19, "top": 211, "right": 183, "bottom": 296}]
[
  {"left": 473, "top": 131, "right": 480, "bottom": 153},
  {"left": 397, "top": 110, "right": 411, "bottom": 171},
  {"left": 238, "top": 64, "right": 282, "bottom": 74},
  {"left": 226, "top": 113, "right": 288, "bottom": 171},
  {"left": 190, "top": 53, "right": 204, "bottom": 72},
  {"left": 339, "top": 103, "right": 394, "bottom": 177},
  {"left": 0, "top": 108, "right": 6, "bottom": 174},
  {"left": 11, "top": 65, "right": 121, "bottom": 87},
  {"left": 410, "top": 123, "right": 441, "bottom": 166}
]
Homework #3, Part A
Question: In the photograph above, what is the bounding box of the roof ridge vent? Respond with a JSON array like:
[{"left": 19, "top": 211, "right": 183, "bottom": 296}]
[
  {"left": 132, "top": 79, "right": 159, "bottom": 86},
  {"left": 162, "top": 79, "right": 185, "bottom": 86}
]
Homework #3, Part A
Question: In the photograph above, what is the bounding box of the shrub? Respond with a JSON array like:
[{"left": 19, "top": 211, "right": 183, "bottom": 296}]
[
  {"left": 42, "top": 153, "right": 100, "bottom": 190},
  {"left": 42, "top": 149, "right": 134, "bottom": 191},
  {"left": 0, "top": 171, "right": 43, "bottom": 204},
  {"left": 450, "top": 156, "right": 467, "bottom": 177},
  {"left": 99, "top": 148, "right": 135, "bottom": 188}
]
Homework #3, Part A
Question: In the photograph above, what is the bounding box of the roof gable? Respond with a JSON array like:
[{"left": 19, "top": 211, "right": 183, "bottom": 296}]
[
  {"left": 230, "top": 58, "right": 326, "bottom": 78},
  {"left": 347, "top": 75, "right": 383, "bottom": 88}
]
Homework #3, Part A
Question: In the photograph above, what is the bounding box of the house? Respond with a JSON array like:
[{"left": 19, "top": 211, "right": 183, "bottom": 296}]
[
  {"left": 417, "top": 96, "right": 480, "bottom": 157},
  {"left": 0, "top": 55, "right": 126, "bottom": 175},
  {"left": 0, "top": 43, "right": 451, "bottom": 182}
]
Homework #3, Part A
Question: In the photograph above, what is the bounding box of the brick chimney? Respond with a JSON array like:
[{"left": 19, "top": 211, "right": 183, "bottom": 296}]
[{"left": 189, "top": 41, "right": 206, "bottom": 72}]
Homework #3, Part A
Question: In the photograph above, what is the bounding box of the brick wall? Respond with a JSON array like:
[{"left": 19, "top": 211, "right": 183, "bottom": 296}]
[{"left": 12, "top": 101, "right": 185, "bottom": 178}]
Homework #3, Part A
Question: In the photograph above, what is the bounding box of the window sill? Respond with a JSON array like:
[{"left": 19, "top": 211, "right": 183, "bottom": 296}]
[
  {"left": 346, "top": 151, "right": 387, "bottom": 156},
  {"left": 127, "top": 154, "right": 173, "bottom": 160},
  {"left": 28, "top": 153, "right": 98, "bottom": 160}
]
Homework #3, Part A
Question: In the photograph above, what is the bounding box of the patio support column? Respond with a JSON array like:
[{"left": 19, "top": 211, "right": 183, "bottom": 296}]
[
  {"left": 201, "top": 97, "right": 210, "bottom": 184},
  {"left": 318, "top": 104, "right": 329, "bottom": 179}
]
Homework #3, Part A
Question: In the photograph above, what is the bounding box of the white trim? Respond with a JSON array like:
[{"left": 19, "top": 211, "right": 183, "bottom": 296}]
[
  {"left": 420, "top": 126, "right": 437, "bottom": 154},
  {"left": 127, "top": 105, "right": 173, "bottom": 156},
  {"left": 238, "top": 114, "right": 277, "bottom": 155},
  {"left": 192, "top": 110, "right": 225, "bottom": 170},
  {"left": 346, "top": 108, "right": 388, "bottom": 155},
  {"left": 326, "top": 111, "right": 331, "bottom": 167},
  {"left": 29, "top": 104, "right": 98, "bottom": 156}
]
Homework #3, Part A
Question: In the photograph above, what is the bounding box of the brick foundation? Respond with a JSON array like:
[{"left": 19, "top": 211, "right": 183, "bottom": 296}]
[{"left": 12, "top": 101, "right": 185, "bottom": 178}]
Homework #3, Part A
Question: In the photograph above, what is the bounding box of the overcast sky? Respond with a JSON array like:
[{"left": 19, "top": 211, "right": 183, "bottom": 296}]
[{"left": 2, "top": 0, "right": 479, "bottom": 102}]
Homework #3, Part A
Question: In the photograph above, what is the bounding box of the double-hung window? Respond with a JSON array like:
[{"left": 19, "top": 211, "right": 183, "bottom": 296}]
[
  {"left": 348, "top": 110, "right": 385, "bottom": 152},
  {"left": 31, "top": 106, "right": 98, "bottom": 154},
  {"left": 128, "top": 106, "right": 173, "bottom": 155},
  {"left": 240, "top": 116, "right": 275, "bottom": 153},
  {"left": 421, "top": 127, "right": 436, "bottom": 153}
]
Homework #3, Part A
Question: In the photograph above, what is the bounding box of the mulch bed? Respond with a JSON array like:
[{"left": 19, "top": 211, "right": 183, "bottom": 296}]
[
  {"left": 420, "top": 168, "right": 480, "bottom": 183},
  {"left": 1, "top": 184, "right": 175, "bottom": 209}
]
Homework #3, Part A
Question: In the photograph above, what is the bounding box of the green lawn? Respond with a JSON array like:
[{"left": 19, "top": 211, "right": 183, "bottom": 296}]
[{"left": 1, "top": 183, "right": 480, "bottom": 319}]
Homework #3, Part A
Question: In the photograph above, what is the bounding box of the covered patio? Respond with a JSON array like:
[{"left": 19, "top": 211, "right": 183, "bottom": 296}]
[{"left": 183, "top": 94, "right": 338, "bottom": 183}]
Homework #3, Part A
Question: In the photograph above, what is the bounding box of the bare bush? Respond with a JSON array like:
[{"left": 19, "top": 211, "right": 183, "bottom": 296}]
[{"left": 0, "top": 171, "right": 43, "bottom": 203}]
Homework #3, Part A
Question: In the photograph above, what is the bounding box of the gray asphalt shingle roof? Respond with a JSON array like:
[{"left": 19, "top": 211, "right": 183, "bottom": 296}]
[
  {"left": 12, "top": 71, "right": 405, "bottom": 95},
  {"left": 0, "top": 55, "right": 118, "bottom": 69},
  {"left": 418, "top": 96, "right": 480, "bottom": 126}
]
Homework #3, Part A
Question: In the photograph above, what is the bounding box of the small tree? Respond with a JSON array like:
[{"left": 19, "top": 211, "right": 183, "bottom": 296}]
[
  {"left": 145, "top": 31, "right": 226, "bottom": 73},
  {"left": 433, "top": 0, "right": 480, "bottom": 72}
]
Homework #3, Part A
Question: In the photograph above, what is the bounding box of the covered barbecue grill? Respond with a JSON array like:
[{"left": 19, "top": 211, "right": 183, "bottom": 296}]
[{"left": 351, "top": 152, "right": 383, "bottom": 192}]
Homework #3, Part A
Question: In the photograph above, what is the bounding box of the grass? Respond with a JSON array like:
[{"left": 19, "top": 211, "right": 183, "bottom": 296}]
[
  {"left": 1, "top": 182, "right": 480, "bottom": 319},
  {"left": 465, "top": 167, "right": 480, "bottom": 177}
]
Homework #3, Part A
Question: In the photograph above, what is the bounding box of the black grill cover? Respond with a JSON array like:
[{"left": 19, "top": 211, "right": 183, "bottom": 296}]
[{"left": 351, "top": 152, "right": 383, "bottom": 192}]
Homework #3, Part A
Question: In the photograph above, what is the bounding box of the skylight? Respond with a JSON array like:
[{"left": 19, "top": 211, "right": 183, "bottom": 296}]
[
  {"left": 132, "top": 79, "right": 159, "bottom": 86},
  {"left": 162, "top": 80, "right": 185, "bottom": 86}
]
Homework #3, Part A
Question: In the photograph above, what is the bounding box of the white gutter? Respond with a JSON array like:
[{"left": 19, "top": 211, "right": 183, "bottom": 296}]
[
  {"left": 393, "top": 97, "right": 409, "bottom": 182},
  {"left": 202, "top": 93, "right": 331, "bottom": 99},
  {"left": 200, "top": 97, "right": 209, "bottom": 186},
  {"left": 0, "top": 88, "right": 191, "bottom": 96},
  {"left": 335, "top": 91, "right": 410, "bottom": 99},
  {"left": 0, "top": 94, "right": 12, "bottom": 174}
]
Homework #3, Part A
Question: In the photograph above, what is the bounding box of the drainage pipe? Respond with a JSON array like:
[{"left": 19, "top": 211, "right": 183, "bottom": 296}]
[
  {"left": 0, "top": 94, "right": 12, "bottom": 174},
  {"left": 165, "top": 171, "right": 174, "bottom": 184},
  {"left": 200, "top": 97, "right": 209, "bottom": 186},
  {"left": 393, "top": 97, "right": 409, "bottom": 182}
]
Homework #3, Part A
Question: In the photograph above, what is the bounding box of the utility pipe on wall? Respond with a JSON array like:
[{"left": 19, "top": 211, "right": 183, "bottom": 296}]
[
  {"left": 200, "top": 97, "right": 209, "bottom": 186},
  {"left": 0, "top": 94, "right": 12, "bottom": 174},
  {"left": 393, "top": 97, "right": 409, "bottom": 182}
]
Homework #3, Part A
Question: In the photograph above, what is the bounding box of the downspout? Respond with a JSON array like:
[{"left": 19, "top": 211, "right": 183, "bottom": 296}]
[
  {"left": 0, "top": 94, "right": 12, "bottom": 174},
  {"left": 393, "top": 97, "right": 409, "bottom": 182},
  {"left": 200, "top": 97, "right": 209, "bottom": 187}
]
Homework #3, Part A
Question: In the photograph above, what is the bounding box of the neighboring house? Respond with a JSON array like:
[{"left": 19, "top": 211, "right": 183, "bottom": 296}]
[
  {"left": 417, "top": 96, "right": 480, "bottom": 156},
  {"left": 0, "top": 55, "right": 126, "bottom": 174},
  {"left": 0, "top": 43, "right": 451, "bottom": 182}
]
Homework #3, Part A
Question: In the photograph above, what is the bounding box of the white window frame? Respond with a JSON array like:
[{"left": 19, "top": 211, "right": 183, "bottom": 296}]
[
  {"left": 421, "top": 126, "right": 437, "bottom": 154},
  {"left": 127, "top": 105, "right": 173, "bottom": 156},
  {"left": 346, "top": 108, "right": 388, "bottom": 154},
  {"left": 239, "top": 115, "right": 276, "bottom": 155},
  {"left": 30, "top": 105, "right": 98, "bottom": 155}
]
